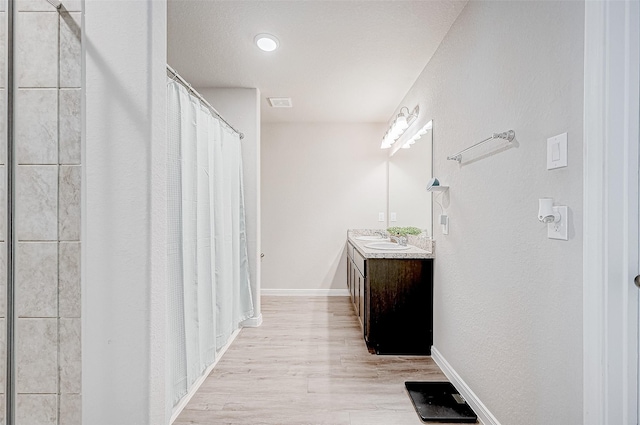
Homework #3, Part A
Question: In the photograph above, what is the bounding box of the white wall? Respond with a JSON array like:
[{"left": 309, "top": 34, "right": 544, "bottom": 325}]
[
  {"left": 261, "top": 123, "right": 387, "bottom": 292},
  {"left": 198, "top": 88, "right": 262, "bottom": 321},
  {"left": 395, "top": 2, "right": 584, "bottom": 424},
  {"left": 83, "top": 1, "right": 168, "bottom": 424}
]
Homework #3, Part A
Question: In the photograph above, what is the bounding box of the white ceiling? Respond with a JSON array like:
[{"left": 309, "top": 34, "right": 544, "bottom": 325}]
[{"left": 168, "top": 1, "right": 467, "bottom": 123}]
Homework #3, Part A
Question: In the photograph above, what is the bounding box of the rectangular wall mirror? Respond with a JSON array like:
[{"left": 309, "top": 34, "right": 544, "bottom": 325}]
[{"left": 387, "top": 120, "right": 433, "bottom": 237}]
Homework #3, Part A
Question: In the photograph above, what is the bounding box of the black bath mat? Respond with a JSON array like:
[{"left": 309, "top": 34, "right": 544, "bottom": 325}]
[{"left": 405, "top": 381, "right": 478, "bottom": 423}]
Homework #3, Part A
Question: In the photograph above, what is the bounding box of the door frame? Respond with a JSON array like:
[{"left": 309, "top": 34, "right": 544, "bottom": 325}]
[{"left": 583, "top": 1, "right": 640, "bottom": 424}]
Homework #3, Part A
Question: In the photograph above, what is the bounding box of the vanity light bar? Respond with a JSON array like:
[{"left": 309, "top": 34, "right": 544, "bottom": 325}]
[{"left": 380, "top": 105, "right": 419, "bottom": 149}]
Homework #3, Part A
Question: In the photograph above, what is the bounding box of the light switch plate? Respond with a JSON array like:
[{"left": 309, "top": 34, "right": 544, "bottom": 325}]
[
  {"left": 547, "top": 132, "right": 568, "bottom": 170},
  {"left": 378, "top": 212, "right": 385, "bottom": 222},
  {"left": 390, "top": 212, "right": 397, "bottom": 222},
  {"left": 548, "top": 206, "right": 568, "bottom": 240}
]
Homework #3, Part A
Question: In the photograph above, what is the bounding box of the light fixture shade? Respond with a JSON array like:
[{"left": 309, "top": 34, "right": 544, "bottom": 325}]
[
  {"left": 389, "top": 124, "right": 401, "bottom": 139},
  {"left": 395, "top": 114, "right": 408, "bottom": 131},
  {"left": 380, "top": 134, "right": 392, "bottom": 149}
]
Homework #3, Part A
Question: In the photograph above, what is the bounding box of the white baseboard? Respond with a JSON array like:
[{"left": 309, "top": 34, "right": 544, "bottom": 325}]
[
  {"left": 261, "top": 288, "right": 350, "bottom": 297},
  {"left": 170, "top": 327, "right": 242, "bottom": 424},
  {"left": 241, "top": 313, "right": 263, "bottom": 327},
  {"left": 431, "top": 346, "right": 501, "bottom": 425}
]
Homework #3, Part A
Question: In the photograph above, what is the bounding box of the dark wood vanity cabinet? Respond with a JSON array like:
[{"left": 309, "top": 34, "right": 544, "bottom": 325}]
[
  {"left": 366, "top": 258, "right": 433, "bottom": 355},
  {"left": 347, "top": 241, "right": 433, "bottom": 355}
]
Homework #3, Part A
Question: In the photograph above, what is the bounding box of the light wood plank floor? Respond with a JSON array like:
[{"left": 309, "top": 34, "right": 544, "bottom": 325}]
[{"left": 175, "top": 296, "right": 472, "bottom": 425}]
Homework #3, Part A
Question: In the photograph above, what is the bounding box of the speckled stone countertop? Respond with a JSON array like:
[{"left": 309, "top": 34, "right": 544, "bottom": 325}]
[{"left": 347, "top": 229, "right": 435, "bottom": 259}]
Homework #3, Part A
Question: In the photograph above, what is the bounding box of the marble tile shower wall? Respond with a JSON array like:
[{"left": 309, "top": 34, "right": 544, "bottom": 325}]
[{"left": 0, "top": 1, "right": 82, "bottom": 424}]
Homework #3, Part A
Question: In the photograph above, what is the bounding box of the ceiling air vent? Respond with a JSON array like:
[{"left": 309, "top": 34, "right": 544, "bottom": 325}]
[{"left": 268, "top": 97, "right": 292, "bottom": 108}]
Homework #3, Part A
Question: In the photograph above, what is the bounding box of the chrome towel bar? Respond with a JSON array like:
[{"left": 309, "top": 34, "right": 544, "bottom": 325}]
[{"left": 447, "top": 130, "right": 515, "bottom": 163}]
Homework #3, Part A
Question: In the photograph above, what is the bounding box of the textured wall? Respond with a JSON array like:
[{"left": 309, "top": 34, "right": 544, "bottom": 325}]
[
  {"left": 394, "top": 2, "right": 584, "bottom": 423},
  {"left": 83, "top": 1, "right": 168, "bottom": 424},
  {"left": 261, "top": 123, "right": 387, "bottom": 291},
  {"left": 7, "top": 0, "right": 82, "bottom": 423}
]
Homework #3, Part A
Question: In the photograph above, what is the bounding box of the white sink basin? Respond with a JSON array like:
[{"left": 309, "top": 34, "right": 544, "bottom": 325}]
[
  {"left": 355, "top": 235, "right": 389, "bottom": 241},
  {"left": 364, "top": 242, "right": 411, "bottom": 251}
]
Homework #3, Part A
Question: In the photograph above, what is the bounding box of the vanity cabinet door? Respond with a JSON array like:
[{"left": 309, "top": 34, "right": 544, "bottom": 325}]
[
  {"left": 352, "top": 250, "right": 366, "bottom": 328},
  {"left": 346, "top": 242, "right": 356, "bottom": 306},
  {"left": 352, "top": 265, "right": 357, "bottom": 308},
  {"left": 357, "top": 270, "right": 365, "bottom": 328},
  {"left": 347, "top": 243, "right": 367, "bottom": 330},
  {"left": 352, "top": 266, "right": 365, "bottom": 328},
  {"left": 355, "top": 268, "right": 361, "bottom": 319},
  {"left": 347, "top": 251, "right": 352, "bottom": 296}
]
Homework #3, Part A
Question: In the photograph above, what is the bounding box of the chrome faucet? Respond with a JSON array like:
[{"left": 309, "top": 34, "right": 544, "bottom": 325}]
[
  {"left": 374, "top": 230, "right": 387, "bottom": 239},
  {"left": 390, "top": 235, "right": 407, "bottom": 246}
]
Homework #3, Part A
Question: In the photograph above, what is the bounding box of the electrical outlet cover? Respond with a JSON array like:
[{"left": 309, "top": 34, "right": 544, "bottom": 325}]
[
  {"left": 548, "top": 206, "right": 568, "bottom": 240},
  {"left": 440, "top": 215, "right": 449, "bottom": 235}
]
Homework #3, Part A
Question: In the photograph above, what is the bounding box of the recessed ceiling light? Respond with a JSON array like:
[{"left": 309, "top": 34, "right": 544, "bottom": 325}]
[{"left": 254, "top": 33, "right": 279, "bottom": 52}]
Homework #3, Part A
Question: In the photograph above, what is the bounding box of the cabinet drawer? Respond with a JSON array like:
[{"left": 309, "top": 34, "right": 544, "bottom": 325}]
[{"left": 354, "top": 249, "right": 365, "bottom": 276}]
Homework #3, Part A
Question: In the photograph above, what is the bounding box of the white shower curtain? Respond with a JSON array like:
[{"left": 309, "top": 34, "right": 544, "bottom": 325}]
[{"left": 167, "top": 78, "right": 254, "bottom": 407}]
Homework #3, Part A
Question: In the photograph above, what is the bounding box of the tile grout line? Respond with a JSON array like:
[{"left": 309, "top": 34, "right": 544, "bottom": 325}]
[{"left": 56, "top": 8, "right": 61, "bottom": 423}]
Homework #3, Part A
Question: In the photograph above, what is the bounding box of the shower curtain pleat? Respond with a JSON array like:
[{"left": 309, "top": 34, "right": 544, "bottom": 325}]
[
  {"left": 198, "top": 103, "right": 217, "bottom": 366},
  {"left": 179, "top": 86, "right": 202, "bottom": 395},
  {"left": 237, "top": 147, "right": 255, "bottom": 323},
  {"left": 167, "top": 78, "right": 254, "bottom": 409},
  {"left": 214, "top": 125, "right": 254, "bottom": 347},
  {"left": 167, "top": 81, "right": 188, "bottom": 405}
]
